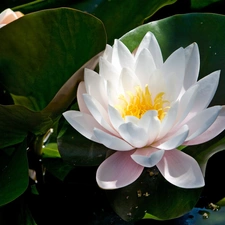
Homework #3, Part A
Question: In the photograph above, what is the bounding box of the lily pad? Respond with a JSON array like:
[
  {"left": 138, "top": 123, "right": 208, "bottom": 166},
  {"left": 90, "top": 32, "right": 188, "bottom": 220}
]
[{"left": 0, "top": 7, "right": 106, "bottom": 111}]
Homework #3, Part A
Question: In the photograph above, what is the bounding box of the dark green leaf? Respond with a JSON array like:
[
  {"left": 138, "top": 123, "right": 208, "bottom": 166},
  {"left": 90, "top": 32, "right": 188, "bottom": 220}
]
[
  {"left": 0, "top": 139, "right": 29, "bottom": 206},
  {"left": 73, "top": 0, "right": 177, "bottom": 44},
  {"left": 58, "top": 121, "right": 110, "bottom": 166},
  {"left": 0, "top": 8, "right": 106, "bottom": 111}
]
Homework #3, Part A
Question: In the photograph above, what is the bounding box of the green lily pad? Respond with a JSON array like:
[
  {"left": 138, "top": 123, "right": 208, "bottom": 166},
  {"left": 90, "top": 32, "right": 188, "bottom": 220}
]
[
  {"left": 0, "top": 139, "right": 28, "bottom": 206},
  {"left": 0, "top": 7, "right": 106, "bottom": 111},
  {"left": 0, "top": 8, "right": 106, "bottom": 148}
]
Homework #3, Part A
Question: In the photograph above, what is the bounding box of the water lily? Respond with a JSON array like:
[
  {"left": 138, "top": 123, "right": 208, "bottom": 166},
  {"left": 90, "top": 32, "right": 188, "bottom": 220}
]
[
  {"left": 63, "top": 31, "right": 225, "bottom": 190},
  {"left": 0, "top": 8, "right": 23, "bottom": 28}
]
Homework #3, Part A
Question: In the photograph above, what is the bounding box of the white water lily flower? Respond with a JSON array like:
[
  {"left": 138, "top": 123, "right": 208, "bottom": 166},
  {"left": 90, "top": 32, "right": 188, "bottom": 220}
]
[{"left": 63, "top": 31, "right": 225, "bottom": 190}]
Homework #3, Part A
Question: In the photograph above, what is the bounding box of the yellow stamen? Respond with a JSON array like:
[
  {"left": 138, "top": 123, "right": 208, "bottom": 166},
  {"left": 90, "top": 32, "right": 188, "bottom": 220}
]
[{"left": 116, "top": 85, "right": 170, "bottom": 120}]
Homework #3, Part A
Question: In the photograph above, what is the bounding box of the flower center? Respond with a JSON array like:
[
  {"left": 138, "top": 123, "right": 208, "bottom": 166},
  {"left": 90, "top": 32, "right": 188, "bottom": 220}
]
[{"left": 116, "top": 85, "right": 170, "bottom": 120}]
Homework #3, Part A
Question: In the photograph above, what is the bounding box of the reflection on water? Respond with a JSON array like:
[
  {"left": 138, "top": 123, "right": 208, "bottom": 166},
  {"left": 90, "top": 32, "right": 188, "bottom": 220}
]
[{"left": 177, "top": 206, "right": 225, "bottom": 225}]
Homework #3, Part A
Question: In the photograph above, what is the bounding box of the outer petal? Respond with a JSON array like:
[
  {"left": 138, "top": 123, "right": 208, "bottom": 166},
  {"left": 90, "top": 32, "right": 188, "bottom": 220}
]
[
  {"left": 63, "top": 111, "right": 103, "bottom": 143},
  {"left": 96, "top": 150, "right": 144, "bottom": 189},
  {"left": 94, "top": 128, "right": 134, "bottom": 151},
  {"left": 102, "top": 44, "right": 113, "bottom": 62},
  {"left": 185, "top": 105, "right": 225, "bottom": 145},
  {"left": 157, "top": 149, "right": 205, "bottom": 188},
  {"left": 131, "top": 147, "right": 164, "bottom": 167}
]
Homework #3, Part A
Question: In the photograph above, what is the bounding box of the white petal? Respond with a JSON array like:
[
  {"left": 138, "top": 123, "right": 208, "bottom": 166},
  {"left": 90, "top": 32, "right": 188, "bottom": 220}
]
[
  {"left": 83, "top": 94, "right": 118, "bottom": 135},
  {"left": 186, "top": 106, "right": 222, "bottom": 141},
  {"left": 175, "top": 84, "right": 199, "bottom": 124},
  {"left": 112, "top": 39, "right": 134, "bottom": 70},
  {"left": 135, "top": 31, "right": 163, "bottom": 68},
  {"left": 118, "top": 122, "right": 148, "bottom": 148},
  {"left": 63, "top": 111, "right": 101, "bottom": 143},
  {"left": 119, "top": 67, "right": 140, "bottom": 92},
  {"left": 94, "top": 128, "right": 134, "bottom": 151},
  {"left": 139, "top": 110, "right": 161, "bottom": 145},
  {"left": 154, "top": 125, "right": 189, "bottom": 150},
  {"left": 77, "top": 82, "right": 90, "bottom": 114},
  {"left": 108, "top": 105, "right": 124, "bottom": 130},
  {"left": 102, "top": 44, "right": 113, "bottom": 62},
  {"left": 84, "top": 68, "right": 107, "bottom": 108},
  {"left": 183, "top": 43, "right": 200, "bottom": 91},
  {"left": 99, "top": 57, "right": 120, "bottom": 81},
  {"left": 157, "top": 149, "right": 205, "bottom": 188},
  {"left": 134, "top": 48, "right": 156, "bottom": 88},
  {"left": 189, "top": 71, "right": 220, "bottom": 114},
  {"left": 162, "top": 47, "right": 186, "bottom": 101},
  {"left": 157, "top": 102, "right": 179, "bottom": 140},
  {"left": 131, "top": 147, "right": 164, "bottom": 167},
  {"left": 185, "top": 105, "right": 225, "bottom": 145}
]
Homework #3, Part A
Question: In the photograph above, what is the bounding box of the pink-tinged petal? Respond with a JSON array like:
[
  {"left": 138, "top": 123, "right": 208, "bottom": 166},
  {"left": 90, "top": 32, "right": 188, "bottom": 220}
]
[
  {"left": 96, "top": 150, "right": 144, "bottom": 189},
  {"left": 118, "top": 122, "right": 148, "bottom": 148},
  {"left": 84, "top": 68, "right": 107, "bottom": 108},
  {"left": 185, "top": 106, "right": 222, "bottom": 141},
  {"left": 131, "top": 147, "right": 164, "bottom": 167},
  {"left": 0, "top": 8, "right": 18, "bottom": 24},
  {"left": 135, "top": 32, "right": 163, "bottom": 68},
  {"left": 112, "top": 39, "right": 134, "bottom": 70},
  {"left": 63, "top": 111, "right": 103, "bottom": 143},
  {"left": 102, "top": 44, "right": 113, "bottom": 62},
  {"left": 189, "top": 71, "right": 220, "bottom": 115},
  {"left": 185, "top": 105, "right": 225, "bottom": 145},
  {"left": 157, "top": 102, "right": 179, "bottom": 140},
  {"left": 83, "top": 94, "right": 118, "bottom": 136},
  {"left": 139, "top": 110, "right": 161, "bottom": 145},
  {"left": 15, "top": 11, "right": 24, "bottom": 18},
  {"left": 77, "top": 82, "right": 90, "bottom": 114},
  {"left": 154, "top": 125, "right": 189, "bottom": 150},
  {"left": 157, "top": 149, "right": 205, "bottom": 188},
  {"left": 119, "top": 67, "right": 140, "bottom": 92},
  {"left": 183, "top": 43, "right": 200, "bottom": 91},
  {"left": 134, "top": 48, "right": 156, "bottom": 88},
  {"left": 162, "top": 47, "right": 185, "bottom": 101},
  {"left": 94, "top": 128, "right": 134, "bottom": 151}
]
